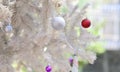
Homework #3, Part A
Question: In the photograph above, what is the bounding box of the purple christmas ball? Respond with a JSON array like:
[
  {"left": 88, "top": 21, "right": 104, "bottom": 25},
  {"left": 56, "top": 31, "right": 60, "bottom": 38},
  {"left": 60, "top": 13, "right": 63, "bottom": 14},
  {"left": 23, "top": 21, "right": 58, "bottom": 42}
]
[
  {"left": 69, "top": 58, "right": 73, "bottom": 63},
  {"left": 69, "top": 58, "right": 74, "bottom": 67},
  {"left": 45, "top": 65, "right": 52, "bottom": 72}
]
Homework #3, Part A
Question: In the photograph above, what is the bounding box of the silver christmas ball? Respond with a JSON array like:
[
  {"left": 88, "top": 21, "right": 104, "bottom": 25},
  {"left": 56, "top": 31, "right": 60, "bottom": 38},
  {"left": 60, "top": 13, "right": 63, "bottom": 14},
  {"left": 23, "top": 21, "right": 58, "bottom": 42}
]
[{"left": 51, "top": 16, "right": 66, "bottom": 30}]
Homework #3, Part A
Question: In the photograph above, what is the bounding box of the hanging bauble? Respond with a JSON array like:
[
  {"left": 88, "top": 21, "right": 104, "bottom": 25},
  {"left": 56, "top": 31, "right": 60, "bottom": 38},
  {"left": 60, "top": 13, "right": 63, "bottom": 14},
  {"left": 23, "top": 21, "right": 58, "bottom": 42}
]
[
  {"left": 45, "top": 65, "right": 52, "bottom": 72},
  {"left": 51, "top": 16, "right": 66, "bottom": 30},
  {"left": 81, "top": 18, "right": 91, "bottom": 28},
  {"left": 5, "top": 24, "right": 13, "bottom": 32},
  {"left": 69, "top": 57, "right": 74, "bottom": 67}
]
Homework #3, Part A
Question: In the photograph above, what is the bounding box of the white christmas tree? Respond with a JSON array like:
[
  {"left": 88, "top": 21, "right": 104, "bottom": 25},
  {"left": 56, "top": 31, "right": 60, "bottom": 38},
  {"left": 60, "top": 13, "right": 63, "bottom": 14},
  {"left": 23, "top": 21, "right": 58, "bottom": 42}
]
[{"left": 0, "top": 0, "right": 96, "bottom": 72}]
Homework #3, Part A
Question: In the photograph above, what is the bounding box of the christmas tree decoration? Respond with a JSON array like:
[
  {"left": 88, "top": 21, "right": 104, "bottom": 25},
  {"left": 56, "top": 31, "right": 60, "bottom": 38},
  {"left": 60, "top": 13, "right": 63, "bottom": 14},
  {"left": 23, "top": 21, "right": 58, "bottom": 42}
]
[
  {"left": 81, "top": 18, "right": 91, "bottom": 28},
  {"left": 5, "top": 24, "right": 13, "bottom": 32},
  {"left": 51, "top": 16, "right": 66, "bottom": 30},
  {"left": 69, "top": 55, "right": 79, "bottom": 72},
  {"left": 0, "top": 0, "right": 97, "bottom": 72},
  {"left": 71, "top": 55, "right": 79, "bottom": 72},
  {"left": 45, "top": 65, "right": 52, "bottom": 72},
  {"left": 69, "top": 57, "right": 74, "bottom": 67}
]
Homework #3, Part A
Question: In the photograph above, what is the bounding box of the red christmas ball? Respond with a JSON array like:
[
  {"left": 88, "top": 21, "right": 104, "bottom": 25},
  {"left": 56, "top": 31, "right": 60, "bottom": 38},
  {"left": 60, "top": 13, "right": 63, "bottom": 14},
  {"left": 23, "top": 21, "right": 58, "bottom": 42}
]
[{"left": 81, "top": 19, "right": 91, "bottom": 28}]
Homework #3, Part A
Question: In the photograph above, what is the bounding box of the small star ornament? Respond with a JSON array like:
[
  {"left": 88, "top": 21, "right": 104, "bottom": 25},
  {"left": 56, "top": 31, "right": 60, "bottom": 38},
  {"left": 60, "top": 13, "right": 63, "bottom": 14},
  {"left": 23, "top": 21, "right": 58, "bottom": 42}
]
[
  {"left": 5, "top": 24, "right": 13, "bottom": 32},
  {"left": 81, "top": 18, "right": 91, "bottom": 28},
  {"left": 51, "top": 16, "right": 66, "bottom": 30}
]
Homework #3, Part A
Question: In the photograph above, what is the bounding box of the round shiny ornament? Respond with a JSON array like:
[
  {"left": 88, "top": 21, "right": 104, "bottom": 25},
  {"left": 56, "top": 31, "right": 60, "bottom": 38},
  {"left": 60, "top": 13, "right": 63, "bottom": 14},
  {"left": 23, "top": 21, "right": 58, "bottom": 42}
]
[
  {"left": 51, "top": 16, "right": 66, "bottom": 30},
  {"left": 69, "top": 57, "right": 74, "bottom": 67},
  {"left": 5, "top": 24, "right": 13, "bottom": 32},
  {"left": 45, "top": 65, "right": 52, "bottom": 72},
  {"left": 81, "top": 18, "right": 91, "bottom": 28}
]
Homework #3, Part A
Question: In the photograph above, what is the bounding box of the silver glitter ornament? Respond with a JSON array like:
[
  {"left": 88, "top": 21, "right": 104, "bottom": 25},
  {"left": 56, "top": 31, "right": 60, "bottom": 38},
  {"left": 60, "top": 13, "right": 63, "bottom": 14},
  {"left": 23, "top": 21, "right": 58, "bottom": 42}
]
[{"left": 51, "top": 16, "right": 66, "bottom": 30}]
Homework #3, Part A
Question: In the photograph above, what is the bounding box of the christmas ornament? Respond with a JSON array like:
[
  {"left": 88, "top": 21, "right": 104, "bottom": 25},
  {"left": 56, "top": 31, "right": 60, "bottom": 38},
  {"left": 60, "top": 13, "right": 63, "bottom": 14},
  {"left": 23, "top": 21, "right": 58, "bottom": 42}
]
[
  {"left": 81, "top": 18, "right": 91, "bottom": 28},
  {"left": 5, "top": 24, "right": 13, "bottom": 32},
  {"left": 69, "top": 57, "right": 74, "bottom": 67},
  {"left": 51, "top": 16, "right": 66, "bottom": 30},
  {"left": 71, "top": 56, "right": 79, "bottom": 72},
  {"left": 45, "top": 65, "right": 52, "bottom": 72}
]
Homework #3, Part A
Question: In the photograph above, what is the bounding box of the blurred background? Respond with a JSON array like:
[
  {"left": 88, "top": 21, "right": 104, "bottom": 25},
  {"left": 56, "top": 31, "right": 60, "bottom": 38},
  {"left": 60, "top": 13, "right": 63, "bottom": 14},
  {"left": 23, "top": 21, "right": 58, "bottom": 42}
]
[{"left": 82, "top": 0, "right": 120, "bottom": 72}]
